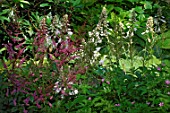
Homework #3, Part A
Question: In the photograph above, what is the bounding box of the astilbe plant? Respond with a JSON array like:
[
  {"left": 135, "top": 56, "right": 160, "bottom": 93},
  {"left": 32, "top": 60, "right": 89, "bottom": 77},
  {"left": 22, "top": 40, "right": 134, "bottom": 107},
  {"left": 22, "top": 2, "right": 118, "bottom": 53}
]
[
  {"left": 2, "top": 13, "right": 86, "bottom": 112},
  {"left": 2, "top": 21, "right": 32, "bottom": 112}
]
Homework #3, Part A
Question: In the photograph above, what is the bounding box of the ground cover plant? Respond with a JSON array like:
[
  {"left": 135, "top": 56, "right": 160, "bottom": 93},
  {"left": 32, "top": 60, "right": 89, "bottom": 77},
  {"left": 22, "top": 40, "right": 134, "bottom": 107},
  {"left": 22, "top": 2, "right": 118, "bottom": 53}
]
[{"left": 0, "top": 0, "right": 170, "bottom": 113}]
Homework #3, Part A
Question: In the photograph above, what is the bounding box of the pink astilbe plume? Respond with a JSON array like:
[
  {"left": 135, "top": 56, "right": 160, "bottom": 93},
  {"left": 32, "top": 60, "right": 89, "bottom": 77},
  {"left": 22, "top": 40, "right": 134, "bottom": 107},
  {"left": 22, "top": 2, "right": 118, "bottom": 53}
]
[
  {"left": 3, "top": 43, "right": 16, "bottom": 60},
  {"left": 2, "top": 13, "right": 87, "bottom": 112}
]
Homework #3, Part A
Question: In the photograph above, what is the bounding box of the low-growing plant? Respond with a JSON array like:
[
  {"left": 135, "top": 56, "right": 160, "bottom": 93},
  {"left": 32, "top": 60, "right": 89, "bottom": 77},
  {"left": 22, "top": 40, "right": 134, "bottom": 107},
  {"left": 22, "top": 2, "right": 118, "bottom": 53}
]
[{"left": 48, "top": 65, "right": 170, "bottom": 113}]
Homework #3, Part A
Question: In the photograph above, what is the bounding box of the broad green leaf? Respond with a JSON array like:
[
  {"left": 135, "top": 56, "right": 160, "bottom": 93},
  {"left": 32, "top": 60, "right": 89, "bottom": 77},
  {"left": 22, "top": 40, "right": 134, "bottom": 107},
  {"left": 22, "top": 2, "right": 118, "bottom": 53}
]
[
  {"left": 0, "top": 9, "right": 10, "bottom": 15},
  {"left": 94, "top": 102, "right": 104, "bottom": 107},
  {"left": 161, "top": 30, "right": 170, "bottom": 39},
  {"left": 0, "top": 59, "right": 5, "bottom": 69},
  {"left": 46, "top": 17, "right": 52, "bottom": 25},
  {"left": 30, "top": 96, "right": 34, "bottom": 102},
  {"left": 13, "top": 0, "right": 20, "bottom": 3},
  {"left": 82, "top": 0, "right": 97, "bottom": 7},
  {"left": 20, "top": 0, "right": 30, "bottom": 4},
  {"left": 92, "top": 97, "right": 102, "bottom": 104},
  {"left": 0, "top": 47, "right": 6, "bottom": 54},
  {"left": 137, "top": 14, "right": 145, "bottom": 21},
  {"left": 146, "top": 55, "right": 161, "bottom": 67},
  {"left": 107, "top": 5, "right": 114, "bottom": 14},
  {"left": 68, "top": 96, "right": 86, "bottom": 108},
  {"left": 160, "top": 39, "right": 170, "bottom": 49},
  {"left": 47, "top": 0, "right": 53, "bottom": 2},
  {"left": 157, "top": 30, "right": 170, "bottom": 49},
  {"left": 119, "top": 59, "right": 131, "bottom": 71},
  {"left": 163, "top": 59, "right": 170, "bottom": 67},
  {"left": 128, "top": 0, "right": 139, "bottom": 3},
  {"left": 114, "top": 7, "right": 123, "bottom": 12},
  {"left": 135, "top": 6, "right": 144, "bottom": 14},
  {"left": 153, "top": 3, "right": 160, "bottom": 8},
  {"left": 70, "top": 35, "right": 75, "bottom": 41},
  {"left": 40, "top": 3, "right": 50, "bottom": 7},
  {"left": 20, "top": 3, "right": 24, "bottom": 8},
  {"left": 144, "top": 1, "right": 152, "bottom": 9},
  {"left": 133, "top": 56, "right": 143, "bottom": 68},
  {"left": 0, "top": 16, "right": 10, "bottom": 22},
  {"left": 76, "top": 74, "right": 84, "bottom": 80},
  {"left": 27, "top": 27, "right": 34, "bottom": 36},
  {"left": 72, "top": 0, "right": 81, "bottom": 6},
  {"left": 105, "top": 0, "right": 122, "bottom": 2}
]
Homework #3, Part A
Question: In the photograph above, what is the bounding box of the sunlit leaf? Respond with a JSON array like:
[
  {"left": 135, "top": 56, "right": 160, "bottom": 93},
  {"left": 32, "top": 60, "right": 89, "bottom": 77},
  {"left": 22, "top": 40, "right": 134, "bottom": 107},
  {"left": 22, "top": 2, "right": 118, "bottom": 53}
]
[
  {"left": 72, "top": 0, "right": 81, "bottom": 6},
  {"left": 20, "top": 0, "right": 30, "bottom": 4},
  {"left": 0, "top": 16, "right": 10, "bottom": 22},
  {"left": 0, "top": 9, "right": 10, "bottom": 15},
  {"left": 160, "top": 39, "right": 170, "bottom": 49},
  {"left": 135, "top": 6, "right": 144, "bottom": 14},
  {"left": 40, "top": 3, "right": 50, "bottom": 7},
  {"left": 144, "top": 1, "right": 152, "bottom": 9},
  {"left": 0, "top": 47, "right": 6, "bottom": 54}
]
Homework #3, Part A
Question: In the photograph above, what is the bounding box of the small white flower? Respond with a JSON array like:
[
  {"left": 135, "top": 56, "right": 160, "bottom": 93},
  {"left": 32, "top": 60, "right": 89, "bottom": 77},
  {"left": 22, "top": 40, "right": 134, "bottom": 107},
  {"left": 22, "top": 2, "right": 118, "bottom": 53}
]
[
  {"left": 74, "top": 89, "right": 78, "bottom": 94},
  {"left": 55, "top": 82, "right": 59, "bottom": 85},
  {"left": 54, "top": 86, "right": 58, "bottom": 88},
  {"left": 69, "top": 91, "right": 74, "bottom": 95},
  {"left": 46, "top": 36, "right": 52, "bottom": 46},
  {"left": 107, "top": 31, "right": 111, "bottom": 35},
  {"left": 160, "top": 19, "right": 166, "bottom": 23},
  {"left": 119, "top": 22, "right": 124, "bottom": 28},
  {"left": 91, "top": 38, "right": 95, "bottom": 42},
  {"left": 99, "top": 59, "right": 104, "bottom": 65},
  {"left": 88, "top": 31, "right": 93, "bottom": 37},
  {"left": 100, "top": 33, "right": 105, "bottom": 36},
  {"left": 68, "top": 82, "right": 73, "bottom": 85},
  {"left": 146, "top": 30, "right": 149, "bottom": 33},
  {"left": 61, "top": 95, "right": 64, "bottom": 99},
  {"left": 68, "top": 31, "right": 73, "bottom": 36},
  {"left": 95, "top": 32, "right": 100, "bottom": 37},
  {"left": 93, "top": 52, "right": 101, "bottom": 58},
  {"left": 96, "top": 47, "right": 101, "bottom": 52},
  {"left": 141, "top": 32, "right": 146, "bottom": 35},
  {"left": 57, "top": 38, "right": 62, "bottom": 44},
  {"left": 55, "top": 87, "right": 61, "bottom": 93},
  {"left": 69, "top": 89, "right": 79, "bottom": 95},
  {"left": 55, "top": 29, "right": 60, "bottom": 35},
  {"left": 97, "top": 39, "right": 102, "bottom": 43},
  {"left": 130, "top": 31, "right": 134, "bottom": 37},
  {"left": 134, "top": 28, "right": 137, "bottom": 31}
]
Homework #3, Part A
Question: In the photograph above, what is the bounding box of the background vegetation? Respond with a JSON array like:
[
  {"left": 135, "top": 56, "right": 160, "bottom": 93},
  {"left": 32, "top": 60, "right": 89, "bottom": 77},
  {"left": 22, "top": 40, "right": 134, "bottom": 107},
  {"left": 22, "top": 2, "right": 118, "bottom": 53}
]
[{"left": 0, "top": 0, "right": 170, "bottom": 112}]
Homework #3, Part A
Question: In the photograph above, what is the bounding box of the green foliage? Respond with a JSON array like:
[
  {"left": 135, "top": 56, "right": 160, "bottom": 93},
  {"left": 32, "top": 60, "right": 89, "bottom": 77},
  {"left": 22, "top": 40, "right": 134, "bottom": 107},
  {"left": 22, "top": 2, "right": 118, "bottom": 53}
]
[{"left": 0, "top": 0, "right": 170, "bottom": 112}]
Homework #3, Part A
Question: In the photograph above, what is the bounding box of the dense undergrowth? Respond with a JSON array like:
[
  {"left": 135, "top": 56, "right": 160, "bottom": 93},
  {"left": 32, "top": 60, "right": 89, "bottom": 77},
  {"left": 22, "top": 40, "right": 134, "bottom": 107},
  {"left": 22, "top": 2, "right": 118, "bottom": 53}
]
[{"left": 0, "top": 0, "right": 170, "bottom": 113}]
